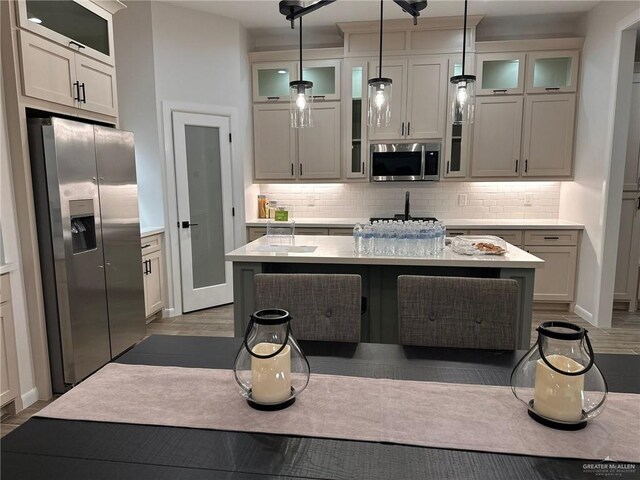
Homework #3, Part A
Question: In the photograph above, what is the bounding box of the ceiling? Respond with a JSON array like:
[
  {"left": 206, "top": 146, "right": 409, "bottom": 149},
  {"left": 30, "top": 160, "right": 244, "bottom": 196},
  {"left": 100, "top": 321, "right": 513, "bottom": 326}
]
[{"left": 164, "top": 0, "right": 600, "bottom": 30}]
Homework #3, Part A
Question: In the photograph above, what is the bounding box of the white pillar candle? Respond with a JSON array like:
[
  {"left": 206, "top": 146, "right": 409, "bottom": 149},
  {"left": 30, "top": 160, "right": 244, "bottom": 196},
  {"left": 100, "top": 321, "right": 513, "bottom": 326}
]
[
  {"left": 251, "top": 342, "right": 291, "bottom": 404},
  {"left": 533, "top": 354, "right": 585, "bottom": 422}
]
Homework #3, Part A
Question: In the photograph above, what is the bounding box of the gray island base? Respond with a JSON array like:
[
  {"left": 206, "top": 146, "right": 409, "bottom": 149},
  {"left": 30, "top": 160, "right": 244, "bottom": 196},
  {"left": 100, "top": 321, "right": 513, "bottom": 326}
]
[{"left": 226, "top": 236, "right": 544, "bottom": 349}]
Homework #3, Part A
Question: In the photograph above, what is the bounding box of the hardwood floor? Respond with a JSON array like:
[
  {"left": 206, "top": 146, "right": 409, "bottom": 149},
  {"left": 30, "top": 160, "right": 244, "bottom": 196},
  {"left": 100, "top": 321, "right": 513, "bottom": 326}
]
[{"left": 2, "top": 305, "right": 638, "bottom": 438}]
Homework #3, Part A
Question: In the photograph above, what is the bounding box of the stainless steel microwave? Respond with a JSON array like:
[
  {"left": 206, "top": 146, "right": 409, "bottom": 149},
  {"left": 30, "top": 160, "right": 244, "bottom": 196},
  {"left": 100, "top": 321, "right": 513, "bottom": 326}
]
[{"left": 370, "top": 143, "right": 440, "bottom": 182}]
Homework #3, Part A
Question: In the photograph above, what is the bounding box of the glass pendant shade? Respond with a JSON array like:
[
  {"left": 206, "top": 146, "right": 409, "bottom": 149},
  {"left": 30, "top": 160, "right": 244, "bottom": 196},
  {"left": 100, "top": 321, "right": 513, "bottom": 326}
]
[
  {"left": 367, "top": 77, "right": 392, "bottom": 127},
  {"left": 450, "top": 74, "right": 476, "bottom": 125},
  {"left": 290, "top": 80, "right": 313, "bottom": 128},
  {"left": 511, "top": 321, "right": 608, "bottom": 431},
  {"left": 234, "top": 309, "right": 310, "bottom": 410}
]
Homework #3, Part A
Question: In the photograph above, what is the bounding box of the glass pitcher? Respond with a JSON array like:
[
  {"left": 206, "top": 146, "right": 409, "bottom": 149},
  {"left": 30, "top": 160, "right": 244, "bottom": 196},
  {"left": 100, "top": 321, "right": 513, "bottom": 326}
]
[
  {"left": 234, "top": 309, "right": 310, "bottom": 410},
  {"left": 511, "top": 321, "right": 608, "bottom": 430}
]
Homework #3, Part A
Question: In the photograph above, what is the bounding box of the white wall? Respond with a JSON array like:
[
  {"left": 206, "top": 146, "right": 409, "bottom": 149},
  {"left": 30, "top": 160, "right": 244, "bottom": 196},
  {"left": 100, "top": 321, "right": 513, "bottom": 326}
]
[
  {"left": 114, "top": 1, "right": 163, "bottom": 230},
  {"left": 559, "top": 2, "right": 640, "bottom": 327},
  {"left": 257, "top": 182, "right": 562, "bottom": 220},
  {"left": 0, "top": 57, "right": 38, "bottom": 408}
]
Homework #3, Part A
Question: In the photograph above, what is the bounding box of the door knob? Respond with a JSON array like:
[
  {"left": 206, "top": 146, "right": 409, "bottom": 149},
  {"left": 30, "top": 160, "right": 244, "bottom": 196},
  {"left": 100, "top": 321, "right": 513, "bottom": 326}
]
[{"left": 182, "top": 221, "right": 199, "bottom": 228}]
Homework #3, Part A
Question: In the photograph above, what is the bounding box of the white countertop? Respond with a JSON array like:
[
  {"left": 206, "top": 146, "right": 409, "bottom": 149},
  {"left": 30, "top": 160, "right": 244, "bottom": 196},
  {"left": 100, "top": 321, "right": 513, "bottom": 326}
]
[
  {"left": 0, "top": 263, "right": 17, "bottom": 275},
  {"left": 141, "top": 227, "right": 165, "bottom": 238},
  {"left": 226, "top": 235, "right": 544, "bottom": 269},
  {"left": 245, "top": 218, "right": 584, "bottom": 230}
]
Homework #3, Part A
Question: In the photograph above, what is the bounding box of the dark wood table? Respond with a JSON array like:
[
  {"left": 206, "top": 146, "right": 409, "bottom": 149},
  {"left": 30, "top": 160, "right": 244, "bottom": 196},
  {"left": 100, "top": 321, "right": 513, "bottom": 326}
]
[{"left": 2, "top": 336, "right": 639, "bottom": 480}]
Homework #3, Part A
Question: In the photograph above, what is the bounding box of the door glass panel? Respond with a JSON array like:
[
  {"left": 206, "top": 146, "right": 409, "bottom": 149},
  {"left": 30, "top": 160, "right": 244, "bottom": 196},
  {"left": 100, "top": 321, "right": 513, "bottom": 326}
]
[
  {"left": 184, "top": 125, "right": 226, "bottom": 289},
  {"left": 533, "top": 57, "right": 572, "bottom": 88},
  {"left": 258, "top": 68, "right": 291, "bottom": 98},
  {"left": 26, "top": 0, "right": 109, "bottom": 55},
  {"left": 448, "top": 63, "right": 463, "bottom": 174},
  {"left": 350, "top": 67, "right": 363, "bottom": 173},
  {"left": 303, "top": 66, "right": 336, "bottom": 95},
  {"left": 481, "top": 59, "right": 520, "bottom": 90}
]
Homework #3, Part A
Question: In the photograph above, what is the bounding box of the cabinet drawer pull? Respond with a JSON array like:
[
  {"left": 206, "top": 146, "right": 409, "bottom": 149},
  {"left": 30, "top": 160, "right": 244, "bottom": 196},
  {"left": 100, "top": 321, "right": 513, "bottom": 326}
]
[
  {"left": 545, "top": 87, "right": 560, "bottom": 91},
  {"left": 267, "top": 96, "right": 280, "bottom": 101},
  {"left": 142, "top": 244, "right": 151, "bottom": 249},
  {"left": 543, "top": 236, "right": 560, "bottom": 240},
  {"left": 312, "top": 95, "right": 325, "bottom": 100},
  {"left": 493, "top": 89, "right": 507, "bottom": 94}
]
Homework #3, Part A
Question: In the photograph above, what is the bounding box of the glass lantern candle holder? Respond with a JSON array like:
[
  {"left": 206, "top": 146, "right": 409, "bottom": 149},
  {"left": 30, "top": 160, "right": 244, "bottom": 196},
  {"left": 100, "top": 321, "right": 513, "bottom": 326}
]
[
  {"left": 511, "top": 321, "right": 608, "bottom": 430},
  {"left": 234, "top": 309, "right": 310, "bottom": 410}
]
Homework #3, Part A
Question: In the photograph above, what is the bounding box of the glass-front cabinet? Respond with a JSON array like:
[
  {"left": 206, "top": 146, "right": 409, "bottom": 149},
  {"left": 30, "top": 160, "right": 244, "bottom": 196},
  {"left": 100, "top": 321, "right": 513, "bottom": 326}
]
[
  {"left": 303, "top": 59, "right": 341, "bottom": 101},
  {"left": 476, "top": 53, "right": 526, "bottom": 95},
  {"left": 526, "top": 50, "right": 579, "bottom": 94},
  {"left": 252, "top": 62, "right": 297, "bottom": 102},
  {"left": 443, "top": 56, "right": 473, "bottom": 178},
  {"left": 342, "top": 58, "right": 368, "bottom": 179},
  {"left": 16, "top": 0, "right": 115, "bottom": 65}
]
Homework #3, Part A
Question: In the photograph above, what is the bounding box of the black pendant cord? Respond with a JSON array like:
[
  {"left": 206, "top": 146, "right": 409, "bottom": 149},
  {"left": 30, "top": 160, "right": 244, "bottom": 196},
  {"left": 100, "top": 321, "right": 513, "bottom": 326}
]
[
  {"left": 378, "top": 0, "right": 384, "bottom": 78},
  {"left": 299, "top": 17, "right": 303, "bottom": 80},
  {"left": 461, "top": 0, "right": 467, "bottom": 75}
]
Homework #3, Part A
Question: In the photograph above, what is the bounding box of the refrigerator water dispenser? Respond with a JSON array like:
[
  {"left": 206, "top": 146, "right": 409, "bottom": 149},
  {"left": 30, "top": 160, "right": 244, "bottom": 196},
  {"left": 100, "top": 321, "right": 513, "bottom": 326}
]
[{"left": 69, "top": 199, "right": 97, "bottom": 253}]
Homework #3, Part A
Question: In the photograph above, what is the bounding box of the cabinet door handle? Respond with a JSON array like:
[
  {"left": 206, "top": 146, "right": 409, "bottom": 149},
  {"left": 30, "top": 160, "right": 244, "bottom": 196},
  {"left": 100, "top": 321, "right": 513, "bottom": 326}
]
[
  {"left": 525, "top": 159, "right": 528, "bottom": 173},
  {"left": 80, "top": 83, "right": 86, "bottom": 103},
  {"left": 545, "top": 87, "right": 560, "bottom": 91},
  {"left": 493, "top": 89, "right": 507, "bottom": 94},
  {"left": 407, "top": 122, "right": 411, "bottom": 136},
  {"left": 636, "top": 196, "right": 640, "bottom": 210},
  {"left": 73, "top": 81, "right": 80, "bottom": 102},
  {"left": 267, "top": 96, "right": 280, "bottom": 101},
  {"left": 312, "top": 95, "right": 325, "bottom": 100},
  {"left": 143, "top": 259, "right": 148, "bottom": 275},
  {"left": 446, "top": 161, "right": 450, "bottom": 175},
  {"left": 291, "top": 163, "right": 294, "bottom": 176},
  {"left": 362, "top": 161, "right": 365, "bottom": 175},
  {"left": 543, "top": 236, "right": 560, "bottom": 240},
  {"left": 515, "top": 159, "right": 519, "bottom": 173},
  {"left": 299, "top": 163, "right": 303, "bottom": 176},
  {"left": 148, "top": 259, "right": 152, "bottom": 275},
  {"left": 69, "top": 40, "right": 85, "bottom": 50},
  {"left": 401, "top": 122, "right": 405, "bottom": 136}
]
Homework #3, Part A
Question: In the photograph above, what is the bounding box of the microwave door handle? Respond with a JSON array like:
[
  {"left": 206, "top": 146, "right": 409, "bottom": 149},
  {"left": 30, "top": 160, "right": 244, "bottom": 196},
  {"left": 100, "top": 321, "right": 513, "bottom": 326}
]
[{"left": 420, "top": 146, "right": 426, "bottom": 179}]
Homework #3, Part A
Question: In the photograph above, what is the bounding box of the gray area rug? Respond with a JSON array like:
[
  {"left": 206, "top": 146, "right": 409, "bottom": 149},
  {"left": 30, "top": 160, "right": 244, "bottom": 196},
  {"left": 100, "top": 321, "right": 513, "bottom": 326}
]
[{"left": 36, "top": 363, "right": 640, "bottom": 462}]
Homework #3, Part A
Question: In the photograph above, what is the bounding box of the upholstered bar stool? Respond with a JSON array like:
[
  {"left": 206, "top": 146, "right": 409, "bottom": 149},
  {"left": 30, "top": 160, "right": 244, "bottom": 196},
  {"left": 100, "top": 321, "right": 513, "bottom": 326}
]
[
  {"left": 397, "top": 275, "right": 519, "bottom": 350},
  {"left": 254, "top": 273, "right": 362, "bottom": 342}
]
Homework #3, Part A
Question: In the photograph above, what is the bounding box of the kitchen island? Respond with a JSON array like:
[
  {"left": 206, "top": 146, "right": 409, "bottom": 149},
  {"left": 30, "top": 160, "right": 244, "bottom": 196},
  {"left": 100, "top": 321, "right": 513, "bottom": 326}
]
[{"left": 226, "top": 236, "right": 544, "bottom": 349}]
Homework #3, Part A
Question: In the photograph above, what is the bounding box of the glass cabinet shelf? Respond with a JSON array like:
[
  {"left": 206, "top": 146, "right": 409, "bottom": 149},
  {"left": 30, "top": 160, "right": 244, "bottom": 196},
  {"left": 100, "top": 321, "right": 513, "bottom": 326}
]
[
  {"left": 343, "top": 60, "right": 367, "bottom": 179},
  {"left": 526, "top": 51, "right": 579, "bottom": 93},
  {"left": 477, "top": 53, "right": 526, "bottom": 95}
]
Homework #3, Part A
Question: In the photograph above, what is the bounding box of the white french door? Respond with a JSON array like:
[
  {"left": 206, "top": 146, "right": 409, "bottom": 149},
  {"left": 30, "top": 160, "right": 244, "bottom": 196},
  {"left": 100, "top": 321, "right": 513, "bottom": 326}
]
[{"left": 172, "top": 112, "right": 234, "bottom": 312}]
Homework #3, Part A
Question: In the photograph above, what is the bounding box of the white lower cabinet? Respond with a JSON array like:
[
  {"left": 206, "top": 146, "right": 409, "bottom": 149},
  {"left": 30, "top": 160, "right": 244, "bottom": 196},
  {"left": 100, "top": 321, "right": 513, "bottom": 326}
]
[
  {"left": 614, "top": 192, "right": 640, "bottom": 308},
  {"left": 527, "top": 246, "right": 577, "bottom": 302},
  {"left": 142, "top": 235, "right": 164, "bottom": 319},
  {"left": 471, "top": 96, "right": 523, "bottom": 178},
  {"left": 1, "top": 274, "right": 20, "bottom": 409}
]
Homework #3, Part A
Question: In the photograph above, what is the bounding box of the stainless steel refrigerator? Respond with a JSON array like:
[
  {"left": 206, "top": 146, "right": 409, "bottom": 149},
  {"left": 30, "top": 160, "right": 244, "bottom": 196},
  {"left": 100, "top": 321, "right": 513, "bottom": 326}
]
[{"left": 28, "top": 117, "right": 146, "bottom": 393}]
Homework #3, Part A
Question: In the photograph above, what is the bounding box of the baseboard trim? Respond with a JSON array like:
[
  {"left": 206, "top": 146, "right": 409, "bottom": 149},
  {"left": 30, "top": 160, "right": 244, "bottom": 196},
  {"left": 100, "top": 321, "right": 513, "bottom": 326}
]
[
  {"left": 163, "top": 307, "right": 176, "bottom": 318},
  {"left": 574, "top": 304, "right": 594, "bottom": 325},
  {"left": 21, "top": 387, "right": 39, "bottom": 409}
]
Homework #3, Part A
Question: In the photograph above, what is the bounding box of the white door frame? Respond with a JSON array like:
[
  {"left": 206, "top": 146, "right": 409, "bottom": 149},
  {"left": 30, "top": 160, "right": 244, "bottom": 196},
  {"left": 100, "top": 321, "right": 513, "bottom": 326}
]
[{"left": 161, "top": 101, "right": 246, "bottom": 317}]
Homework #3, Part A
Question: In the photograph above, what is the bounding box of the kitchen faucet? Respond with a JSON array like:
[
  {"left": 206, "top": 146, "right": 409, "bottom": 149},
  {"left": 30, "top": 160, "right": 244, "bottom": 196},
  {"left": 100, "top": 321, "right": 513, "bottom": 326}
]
[{"left": 405, "top": 191, "right": 410, "bottom": 221}]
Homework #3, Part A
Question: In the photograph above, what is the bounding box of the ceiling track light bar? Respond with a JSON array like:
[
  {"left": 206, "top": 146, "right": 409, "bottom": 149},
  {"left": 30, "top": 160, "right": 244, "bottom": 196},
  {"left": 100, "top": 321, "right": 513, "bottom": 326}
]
[
  {"left": 279, "top": 0, "right": 336, "bottom": 29},
  {"left": 393, "top": 0, "right": 428, "bottom": 26}
]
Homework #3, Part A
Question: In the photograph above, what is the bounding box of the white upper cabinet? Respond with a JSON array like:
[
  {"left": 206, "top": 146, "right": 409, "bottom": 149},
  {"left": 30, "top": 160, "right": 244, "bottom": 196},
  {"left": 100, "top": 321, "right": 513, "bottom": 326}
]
[
  {"left": 521, "top": 94, "right": 575, "bottom": 177},
  {"left": 624, "top": 78, "right": 640, "bottom": 191},
  {"left": 406, "top": 56, "right": 448, "bottom": 139},
  {"left": 253, "top": 104, "right": 296, "bottom": 180},
  {"left": 301, "top": 59, "right": 341, "bottom": 101},
  {"left": 75, "top": 54, "right": 118, "bottom": 117},
  {"left": 16, "top": 0, "right": 115, "bottom": 66},
  {"left": 525, "top": 51, "right": 579, "bottom": 94},
  {"left": 367, "top": 59, "right": 408, "bottom": 141},
  {"left": 299, "top": 103, "right": 341, "bottom": 179},
  {"left": 471, "top": 96, "right": 523, "bottom": 178},
  {"left": 476, "top": 53, "right": 526, "bottom": 95},
  {"left": 443, "top": 56, "right": 473, "bottom": 178},
  {"left": 252, "top": 62, "right": 297, "bottom": 102},
  {"left": 343, "top": 58, "right": 368, "bottom": 179}
]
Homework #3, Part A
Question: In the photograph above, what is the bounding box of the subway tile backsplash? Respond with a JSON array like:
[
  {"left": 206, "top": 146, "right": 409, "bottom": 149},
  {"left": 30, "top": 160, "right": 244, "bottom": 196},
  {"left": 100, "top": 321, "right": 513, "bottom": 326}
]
[{"left": 257, "top": 182, "right": 561, "bottom": 219}]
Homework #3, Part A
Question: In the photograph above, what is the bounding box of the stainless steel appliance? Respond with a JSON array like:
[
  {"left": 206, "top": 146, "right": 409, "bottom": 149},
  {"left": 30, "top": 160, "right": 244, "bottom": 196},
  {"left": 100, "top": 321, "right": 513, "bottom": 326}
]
[
  {"left": 370, "top": 143, "right": 440, "bottom": 182},
  {"left": 28, "top": 117, "right": 146, "bottom": 393}
]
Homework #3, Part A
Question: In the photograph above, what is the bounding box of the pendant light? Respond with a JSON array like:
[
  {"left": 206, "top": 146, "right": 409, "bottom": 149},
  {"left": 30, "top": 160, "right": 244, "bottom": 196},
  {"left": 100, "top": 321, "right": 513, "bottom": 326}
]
[
  {"left": 368, "top": 0, "right": 392, "bottom": 127},
  {"left": 290, "top": 17, "right": 313, "bottom": 128},
  {"left": 450, "top": 0, "right": 476, "bottom": 125}
]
